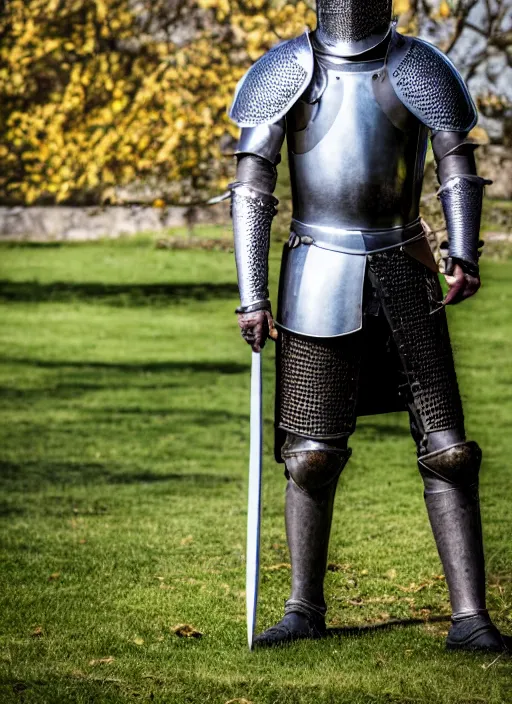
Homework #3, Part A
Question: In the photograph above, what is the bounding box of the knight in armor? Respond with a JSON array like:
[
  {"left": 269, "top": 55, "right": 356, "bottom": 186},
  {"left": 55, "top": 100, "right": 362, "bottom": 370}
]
[{"left": 229, "top": 0, "right": 510, "bottom": 652}]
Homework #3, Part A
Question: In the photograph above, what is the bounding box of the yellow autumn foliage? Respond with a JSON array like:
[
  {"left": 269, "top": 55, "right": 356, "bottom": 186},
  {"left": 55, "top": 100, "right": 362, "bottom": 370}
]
[{"left": 0, "top": 0, "right": 423, "bottom": 205}]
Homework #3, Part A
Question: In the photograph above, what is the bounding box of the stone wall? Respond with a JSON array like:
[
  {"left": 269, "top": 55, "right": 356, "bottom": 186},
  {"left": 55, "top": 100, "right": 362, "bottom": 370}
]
[
  {"left": 0, "top": 202, "right": 230, "bottom": 242},
  {"left": 0, "top": 145, "right": 509, "bottom": 243},
  {"left": 477, "top": 146, "right": 512, "bottom": 200}
]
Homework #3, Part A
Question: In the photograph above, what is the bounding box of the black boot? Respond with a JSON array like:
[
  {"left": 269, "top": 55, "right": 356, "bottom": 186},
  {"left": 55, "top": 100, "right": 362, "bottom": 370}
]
[
  {"left": 253, "top": 601, "right": 326, "bottom": 648},
  {"left": 447, "top": 614, "right": 512, "bottom": 653}
]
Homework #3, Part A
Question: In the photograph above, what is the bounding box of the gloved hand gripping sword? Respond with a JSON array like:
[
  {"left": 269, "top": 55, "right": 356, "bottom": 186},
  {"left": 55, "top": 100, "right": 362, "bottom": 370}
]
[{"left": 231, "top": 154, "right": 279, "bottom": 649}]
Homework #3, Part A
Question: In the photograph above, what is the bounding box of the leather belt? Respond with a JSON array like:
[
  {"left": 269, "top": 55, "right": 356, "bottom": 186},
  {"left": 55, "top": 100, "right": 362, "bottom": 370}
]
[{"left": 289, "top": 218, "right": 425, "bottom": 255}]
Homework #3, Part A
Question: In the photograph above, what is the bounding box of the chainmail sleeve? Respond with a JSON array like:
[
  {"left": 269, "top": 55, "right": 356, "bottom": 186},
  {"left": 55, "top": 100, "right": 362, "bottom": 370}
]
[{"left": 432, "top": 131, "right": 491, "bottom": 274}]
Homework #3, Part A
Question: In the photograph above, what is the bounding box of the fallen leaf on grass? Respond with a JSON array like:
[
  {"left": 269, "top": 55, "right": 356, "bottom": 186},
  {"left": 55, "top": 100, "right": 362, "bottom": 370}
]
[
  {"left": 263, "top": 563, "right": 291, "bottom": 571},
  {"left": 133, "top": 637, "right": 144, "bottom": 646},
  {"left": 327, "top": 562, "right": 351, "bottom": 572},
  {"left": 348, "top": 596, "right": 399, "bottom": 606},
  {"left": 225, "top": 699, "right": 253, "bottom": 704},
  {"left": 411, "top": 607, "right": 432, "bottom": 619},
  {"left": 89, "top": 656, "right": 114, "bottom": 666},
  {"left": 79, "top": 539, "right": 87, "bottom": 545},
  {"left": 398, "top": 576, "right": 444, "bottom": 593},
  {"left": 363, "top": 615, "right": 392, "bottom": 625},
  {"left": 327, "top": 618, "right": 345, "bottom": 627},
  {"left": 398, "top": 583, "right": 421, "bottom": 593},
  {"left": 48, "top": 572, "right": 60, "bottom": 582},
  {"left": 31, "top": 626, "right": 43, "bottom": 638},
  {"left": 171, "top": 624, "right": 203, "bottom": 639}
]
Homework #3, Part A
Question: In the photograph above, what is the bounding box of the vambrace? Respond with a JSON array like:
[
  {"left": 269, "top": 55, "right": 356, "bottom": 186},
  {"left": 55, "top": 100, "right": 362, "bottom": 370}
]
[
  {"left": 433, "top": 131, "right": 491, "bottom": 274},
  {"left": 438, "top": 176, "right": 488, "bottom": 273},
  {"left": 231, "top": 154, "right": 278, "bottom": 312}
]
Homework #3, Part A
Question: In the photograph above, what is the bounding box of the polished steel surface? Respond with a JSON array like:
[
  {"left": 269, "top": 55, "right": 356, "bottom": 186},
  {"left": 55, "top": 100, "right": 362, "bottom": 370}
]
[
  {"left": 291, "top": 217, "right": 424, "bottom": 254},
  {"left": 277, "top": 241, "right": 366, "bottom": 337},
  {"left": 283, "top": 432, "right": 350, "bottom": 615},
  {"left": 287, "top": 60, "right": 428, "bottom": 231},
  {"left": 236, "top": 122, "right": 286, "bottom": 164},
  {"left": 276, "top": 220, "right": 426, "bottom": 337},
  {"left": 419, "top": 441, "right": 487, "bottom": 620},
  {"left": 313, "top": 27, "right": 391, "bottom": 58}
]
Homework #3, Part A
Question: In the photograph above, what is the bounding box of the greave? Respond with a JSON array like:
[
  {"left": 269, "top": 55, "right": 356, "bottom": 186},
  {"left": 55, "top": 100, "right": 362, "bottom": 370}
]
[
  {"left": 284, "top": 475, "right": 338, "bottom": 617},
  {"left": 282, "top": 434, "right": 351, "bottom": 619},
  {"left": 419, "top": 442, "right": 487, "bottom": 619}
]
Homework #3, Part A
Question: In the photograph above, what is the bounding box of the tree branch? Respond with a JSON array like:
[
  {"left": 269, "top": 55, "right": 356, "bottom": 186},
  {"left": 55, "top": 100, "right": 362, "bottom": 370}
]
[{"left": 445, "top": 0, "right": 481, "bottom": 55}]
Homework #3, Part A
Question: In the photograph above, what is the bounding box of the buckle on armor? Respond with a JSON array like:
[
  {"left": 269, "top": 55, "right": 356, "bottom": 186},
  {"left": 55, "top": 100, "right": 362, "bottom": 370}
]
[
  {"left": 288, "top": 231, "right": 313, "bottom": 248},
  {"left": 288, "top": 232, "right": 301, "bottom": 249}
]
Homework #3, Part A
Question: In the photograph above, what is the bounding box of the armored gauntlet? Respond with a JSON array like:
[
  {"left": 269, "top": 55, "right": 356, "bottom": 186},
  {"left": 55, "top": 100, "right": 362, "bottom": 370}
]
[
  {"left": 231, "top": 154, "right": 278, "bottom": 313},
  {"left": 433, "top": 131, "right": 491, "bottom": 275}
]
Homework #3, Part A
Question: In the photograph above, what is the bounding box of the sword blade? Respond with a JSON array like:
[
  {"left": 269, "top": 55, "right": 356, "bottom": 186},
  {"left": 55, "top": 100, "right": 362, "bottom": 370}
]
[{"left": 246, "top": 350, "right": 263, "bottom": 650}]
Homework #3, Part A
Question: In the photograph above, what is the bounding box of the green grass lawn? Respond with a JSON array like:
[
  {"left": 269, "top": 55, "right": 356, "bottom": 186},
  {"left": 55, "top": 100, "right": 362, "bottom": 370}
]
[{"left": 0, "top": 237, "right": 511, "bottom": 703}]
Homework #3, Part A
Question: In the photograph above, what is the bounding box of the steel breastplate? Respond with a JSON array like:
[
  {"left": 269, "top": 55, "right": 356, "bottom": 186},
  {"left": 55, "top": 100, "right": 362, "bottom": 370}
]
[
  {"left": 287, "top": 55, "right": 428, "bottom": 232},
  {"left": 278, "top": 54, "right": 433, "bottom": 339}
]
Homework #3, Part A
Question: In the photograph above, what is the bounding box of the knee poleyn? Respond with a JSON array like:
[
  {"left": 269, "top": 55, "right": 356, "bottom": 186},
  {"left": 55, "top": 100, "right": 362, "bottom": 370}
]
[
  {"left": 418, "top": 440, "right": 482, "bottom": 493},
  {"left": 282, "top": 435, "right": 351, "bottom": 493}
]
